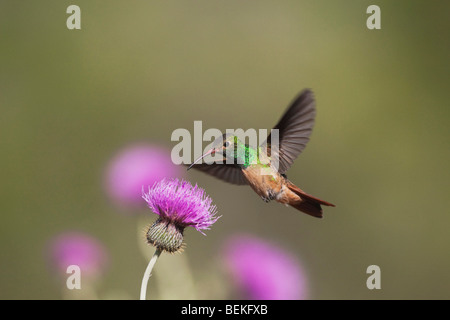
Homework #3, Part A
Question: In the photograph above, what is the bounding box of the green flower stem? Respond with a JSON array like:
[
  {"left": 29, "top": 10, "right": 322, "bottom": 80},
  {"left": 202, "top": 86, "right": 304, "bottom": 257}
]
[{"left": 140, "top": 247, "right": 162, "bottom": 300}]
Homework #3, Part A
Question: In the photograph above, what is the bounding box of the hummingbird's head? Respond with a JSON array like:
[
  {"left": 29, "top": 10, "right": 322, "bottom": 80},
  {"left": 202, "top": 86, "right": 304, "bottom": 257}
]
[
  {"left": 219, "top": 133, "right": 237, "bottom": 155},
  {"left": 188, "top": 133, "right": 241, "bottom": 169}
]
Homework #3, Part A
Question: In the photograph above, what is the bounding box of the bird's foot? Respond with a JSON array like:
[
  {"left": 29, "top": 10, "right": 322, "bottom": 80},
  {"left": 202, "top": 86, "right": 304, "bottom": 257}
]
[{"left": 261, "top": 196, "right": 271, "bottom": 203}]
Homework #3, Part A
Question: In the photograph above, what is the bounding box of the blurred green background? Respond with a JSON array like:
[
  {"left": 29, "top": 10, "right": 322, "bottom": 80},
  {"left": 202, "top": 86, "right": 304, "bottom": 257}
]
[{"left": 1, "top": 0, "right": 449, "bottom": 299}]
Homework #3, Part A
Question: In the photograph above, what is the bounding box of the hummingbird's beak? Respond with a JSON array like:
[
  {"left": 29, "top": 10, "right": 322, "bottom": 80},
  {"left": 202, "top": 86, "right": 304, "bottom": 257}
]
[{"left": 187, "top": 148, "right": 219, "bottom": 170}]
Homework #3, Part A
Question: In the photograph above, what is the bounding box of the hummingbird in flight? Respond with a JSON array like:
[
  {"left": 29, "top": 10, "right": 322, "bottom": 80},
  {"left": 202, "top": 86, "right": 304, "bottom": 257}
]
[{"left": 187, "top": 89, "right": 335, "bottom": 218}]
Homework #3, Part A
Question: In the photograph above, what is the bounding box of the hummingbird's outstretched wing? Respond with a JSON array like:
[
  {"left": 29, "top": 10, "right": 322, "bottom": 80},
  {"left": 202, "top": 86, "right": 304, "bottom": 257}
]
[
  {"left": 184, "top": 163, "right": 248, "bottom": 185},
  {"left": 261, "top": 89, "right": 316, "bottom": 174}
]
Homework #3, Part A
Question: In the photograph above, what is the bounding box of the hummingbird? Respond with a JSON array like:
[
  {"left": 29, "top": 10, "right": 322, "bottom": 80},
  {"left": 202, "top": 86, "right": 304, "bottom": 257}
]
[{"left": 187, "top": 89, "right": 335, "bottom": 218}]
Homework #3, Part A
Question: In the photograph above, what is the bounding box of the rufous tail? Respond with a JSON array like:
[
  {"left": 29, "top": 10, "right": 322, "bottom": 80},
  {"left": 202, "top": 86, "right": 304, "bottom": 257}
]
[{"left": 286, "top": 182, "right": 335, "bottom": 218}]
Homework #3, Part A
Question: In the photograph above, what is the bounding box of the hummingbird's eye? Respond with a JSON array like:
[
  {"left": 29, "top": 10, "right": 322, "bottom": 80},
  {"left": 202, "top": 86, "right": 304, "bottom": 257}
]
[{"left": 223, "top": 141, "right": 230, "bottom": 148}]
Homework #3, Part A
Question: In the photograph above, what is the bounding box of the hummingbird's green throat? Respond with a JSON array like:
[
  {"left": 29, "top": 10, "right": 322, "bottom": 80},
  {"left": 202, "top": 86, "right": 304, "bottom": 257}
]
[{"left": 225, "top": 137, "right": 262, "bottom": 169}]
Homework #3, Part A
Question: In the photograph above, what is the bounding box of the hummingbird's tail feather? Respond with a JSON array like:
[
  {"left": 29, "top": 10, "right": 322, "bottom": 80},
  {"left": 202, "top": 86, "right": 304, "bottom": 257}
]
[{"left": 286, "top": 182, "right": 335, "bottom": 218}]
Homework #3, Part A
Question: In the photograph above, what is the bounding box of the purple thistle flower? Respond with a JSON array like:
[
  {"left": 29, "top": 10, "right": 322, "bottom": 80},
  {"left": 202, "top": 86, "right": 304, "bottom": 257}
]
[
  {"left": 142, "top": 178, "right": 219, "bottom": 253},
  {"left": 223, "top": 234, "right": 308, "bottom": 300},
  {"left": 139, "top": 179, "right": 219, "bottom": 299},
  {"left": 105, "top": 144, "right": 182, "bottom": 208},
  {"left": 47, "top": 232, "right": 108, "bottom": 279}
]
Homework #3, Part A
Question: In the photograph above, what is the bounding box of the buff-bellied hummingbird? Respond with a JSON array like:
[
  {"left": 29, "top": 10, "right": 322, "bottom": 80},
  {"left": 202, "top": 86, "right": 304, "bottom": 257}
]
[{"left": 187, "top": 89, "right": 335, "bottom": 218}]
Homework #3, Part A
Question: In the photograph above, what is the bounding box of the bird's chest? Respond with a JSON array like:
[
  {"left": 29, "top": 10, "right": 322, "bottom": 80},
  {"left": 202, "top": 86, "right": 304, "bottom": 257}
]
[{"left": 241, "top": 165, "right": 285, "bottom": 202}]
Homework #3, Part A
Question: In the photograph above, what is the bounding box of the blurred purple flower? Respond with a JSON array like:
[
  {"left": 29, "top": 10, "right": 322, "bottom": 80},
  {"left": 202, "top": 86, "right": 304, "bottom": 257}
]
[
  {"left": 223, "top": 234, "right": 308, "bottom": 300},
  {"left": 48, "top": 232, "right": 108, "bottom": 278},
  {"left": 105, "top": 144, "right": 182, "bottom": 207},
  {"left": 142, "top": 178, "right": 219, "bottom": 252}
]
